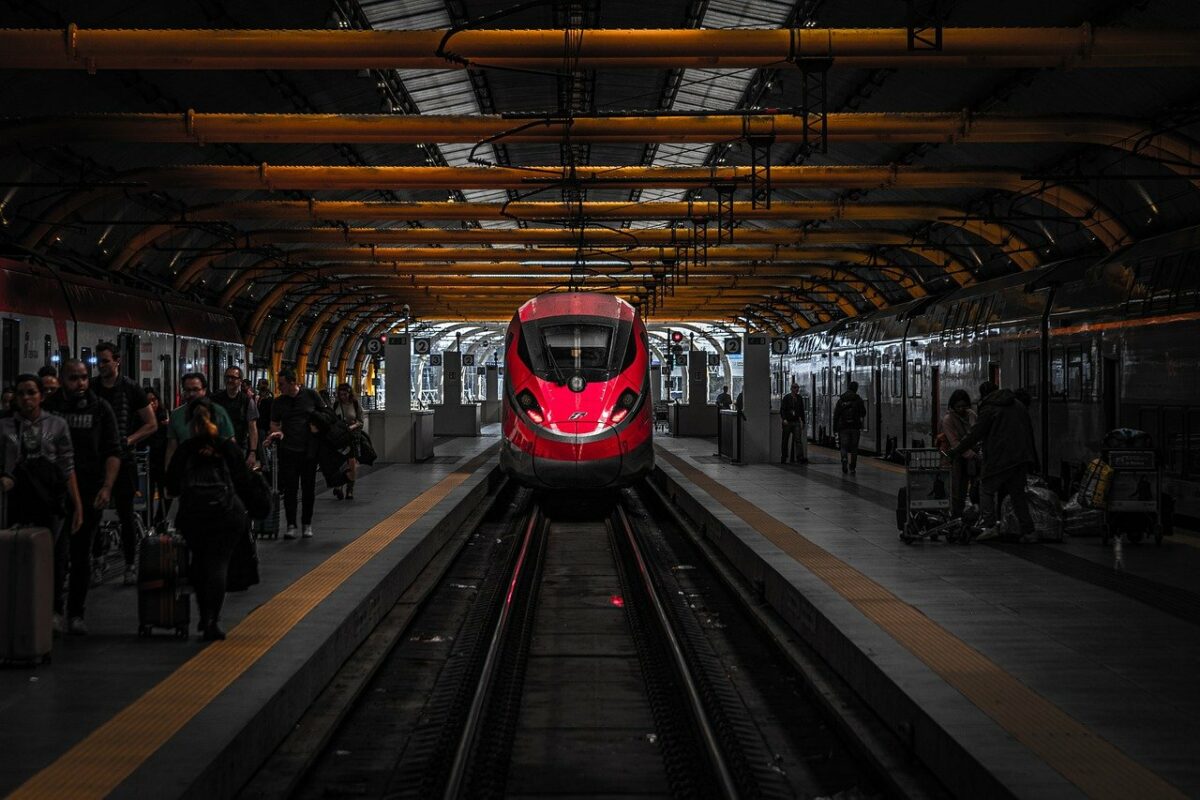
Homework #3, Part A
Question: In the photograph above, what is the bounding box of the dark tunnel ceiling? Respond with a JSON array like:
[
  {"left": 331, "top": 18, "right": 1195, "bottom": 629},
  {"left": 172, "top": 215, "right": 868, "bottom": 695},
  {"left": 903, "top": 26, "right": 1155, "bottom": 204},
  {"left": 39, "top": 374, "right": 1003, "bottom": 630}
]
[{"left": 1, "top": 0, "right": 1199, "bottom": 349}]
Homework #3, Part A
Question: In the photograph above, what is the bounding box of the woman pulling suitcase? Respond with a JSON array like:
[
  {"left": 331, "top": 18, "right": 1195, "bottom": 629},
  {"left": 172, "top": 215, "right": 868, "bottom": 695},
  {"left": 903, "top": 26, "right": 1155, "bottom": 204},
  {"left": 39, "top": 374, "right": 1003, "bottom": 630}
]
[{"left": 166, "top": 397, "right": 263, "bottom": 641}]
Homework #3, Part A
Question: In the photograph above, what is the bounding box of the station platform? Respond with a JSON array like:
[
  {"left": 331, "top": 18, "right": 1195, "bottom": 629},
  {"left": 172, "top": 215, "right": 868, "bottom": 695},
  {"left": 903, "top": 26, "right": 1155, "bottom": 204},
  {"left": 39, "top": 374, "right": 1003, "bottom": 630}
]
[
  {"left": 0, "top": 430, "right": 503, "bottom": 799},
  {"left": 652, "top": 436, "right": 1200, "bottom": 800}
]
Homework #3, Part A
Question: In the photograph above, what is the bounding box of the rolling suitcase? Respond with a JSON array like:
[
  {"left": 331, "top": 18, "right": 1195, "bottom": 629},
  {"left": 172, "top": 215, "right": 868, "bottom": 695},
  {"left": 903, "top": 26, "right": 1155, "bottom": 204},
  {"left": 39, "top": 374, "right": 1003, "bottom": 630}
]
[
  {"left": 253, "top": 446, "right": 281, "bottom": 539},
  {"left": 137, "top": 534, "right": 190, "bottom": 638},
  {"left": 0, "top": 527, "right": 54, "bottom": 665}
]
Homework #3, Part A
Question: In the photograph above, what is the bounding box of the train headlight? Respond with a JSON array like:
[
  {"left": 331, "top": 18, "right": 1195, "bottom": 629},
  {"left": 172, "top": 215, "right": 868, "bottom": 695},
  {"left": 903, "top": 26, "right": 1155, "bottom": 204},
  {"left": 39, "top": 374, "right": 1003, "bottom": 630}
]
[
  {"left": 568, "top": 374, "right": 586, "bottom": 393},
  {"left": 516, "top": 389, "right": 544, "bottom": 424},
  {"left": 610, "top": 389, "right": 639, "bottom": 424}
]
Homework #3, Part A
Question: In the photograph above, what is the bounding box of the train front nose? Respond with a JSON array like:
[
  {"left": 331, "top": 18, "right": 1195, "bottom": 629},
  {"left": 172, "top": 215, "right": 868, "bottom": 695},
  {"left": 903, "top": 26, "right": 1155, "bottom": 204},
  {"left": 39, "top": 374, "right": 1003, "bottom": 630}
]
[{"left": 531, "top": 421, "right": 624, "bottom": 488}]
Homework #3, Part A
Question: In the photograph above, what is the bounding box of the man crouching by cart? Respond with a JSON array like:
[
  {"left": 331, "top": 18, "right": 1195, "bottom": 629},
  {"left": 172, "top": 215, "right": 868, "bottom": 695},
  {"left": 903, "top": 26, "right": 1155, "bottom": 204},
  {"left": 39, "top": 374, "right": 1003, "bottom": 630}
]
[{"left": 948, "top": 382, "right": 1038, "bottom": 542}]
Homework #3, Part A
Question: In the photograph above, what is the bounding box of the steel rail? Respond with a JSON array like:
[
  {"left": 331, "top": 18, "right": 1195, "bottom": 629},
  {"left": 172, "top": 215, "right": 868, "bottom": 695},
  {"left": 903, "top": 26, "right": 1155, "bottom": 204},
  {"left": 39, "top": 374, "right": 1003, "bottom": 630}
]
[
  {"left": 443, "top": 506, "right": 543, "bottom": 800},
  {"left": 614, "top": 503, "right": 740, "bottom": 800},
  {"left": 1, "top": 26, "right": 1196, "bottom": 71}
]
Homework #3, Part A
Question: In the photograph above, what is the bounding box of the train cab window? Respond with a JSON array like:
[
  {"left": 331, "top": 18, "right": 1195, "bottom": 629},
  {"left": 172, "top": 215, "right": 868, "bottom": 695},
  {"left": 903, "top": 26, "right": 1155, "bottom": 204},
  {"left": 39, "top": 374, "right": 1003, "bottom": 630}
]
[
  {"left": 1022, "top": 349, "right": 1040, "bottom": 398},
  {"left": 535, "top": 322, "right": 616, "bottom": 381}
]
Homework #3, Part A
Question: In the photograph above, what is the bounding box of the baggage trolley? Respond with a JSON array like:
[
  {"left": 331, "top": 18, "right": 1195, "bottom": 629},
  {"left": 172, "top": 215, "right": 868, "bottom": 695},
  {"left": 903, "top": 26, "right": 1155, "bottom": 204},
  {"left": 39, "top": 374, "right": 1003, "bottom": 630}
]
[
  {"left": 1102, "top": 446, "right": 1164, "bottom": 546},
  {"left": 896, "top": 448, "right": 968, "bottom": 544}
]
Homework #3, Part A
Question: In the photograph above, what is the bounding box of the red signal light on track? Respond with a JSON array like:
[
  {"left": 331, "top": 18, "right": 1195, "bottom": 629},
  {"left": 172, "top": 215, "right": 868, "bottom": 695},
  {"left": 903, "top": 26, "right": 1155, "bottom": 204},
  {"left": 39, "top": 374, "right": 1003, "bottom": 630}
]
[
  {"left": 610, "top": 594, "right": 625, "bottom": 608},
  {"left": 670, "top": 330, "right": 684, "bottom": 344}
]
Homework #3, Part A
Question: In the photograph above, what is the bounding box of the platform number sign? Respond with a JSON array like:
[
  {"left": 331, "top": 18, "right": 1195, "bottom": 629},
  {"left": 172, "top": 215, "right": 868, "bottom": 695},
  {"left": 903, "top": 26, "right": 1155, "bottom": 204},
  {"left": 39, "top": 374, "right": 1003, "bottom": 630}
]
[
  {"left": 364, "top": 337, "right": 383, "bottom": 356},
  {"left": 771, "top": 337, "right": 788, "bottom": 355},
  {"left": 462, "top": 353, "right": 475, "bottom": 367},
  {"left": 414, "top": 338, "right": 431, "bottom": 355},
  {"left": 430, "top": 353, "right": 442, "bottom": 367},
  {"left": 723, "top": 338, "right": 741, "bottom": 354},
  {"left": 707, "top": 353, "right": 719, "bottom": 367}
]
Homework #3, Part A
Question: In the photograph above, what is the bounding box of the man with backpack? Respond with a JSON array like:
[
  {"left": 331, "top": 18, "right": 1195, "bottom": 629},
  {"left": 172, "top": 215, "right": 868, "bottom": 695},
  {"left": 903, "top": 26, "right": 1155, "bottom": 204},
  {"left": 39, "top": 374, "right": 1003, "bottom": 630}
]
[
  {"left": 211, "top": 365, "right": 259, "bottom": 468},
  {"left": 266, "top": 368, "right": 329, "bottom": 540},
  {"left": 93, "top": 342, "right": 158, "bottom": 585},
  {"left": 833, "top": 381, "right": 867, "bottom": 475},
  {"left": 44, "top": 360, "right": 121, "bottom": 635}
]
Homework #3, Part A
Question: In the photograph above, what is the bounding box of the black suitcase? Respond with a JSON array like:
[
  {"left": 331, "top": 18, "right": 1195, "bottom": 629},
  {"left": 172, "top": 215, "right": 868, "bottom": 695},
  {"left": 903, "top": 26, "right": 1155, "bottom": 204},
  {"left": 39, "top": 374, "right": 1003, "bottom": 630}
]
[
  {"left": 137, "top": 534, "right": 190, "bottom": 638},
  {"left": 0, "top": 527, "right": 55, "bottom": 665},
  {"left": 253, "top": 446, "right": 281, "bottom": 539}
]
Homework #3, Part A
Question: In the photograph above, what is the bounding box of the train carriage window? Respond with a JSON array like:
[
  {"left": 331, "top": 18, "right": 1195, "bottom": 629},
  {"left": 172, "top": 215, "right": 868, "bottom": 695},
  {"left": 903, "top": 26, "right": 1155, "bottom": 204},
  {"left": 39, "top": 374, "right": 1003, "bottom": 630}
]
[
  {"left": 1187, "top": 409, "right": 1200, "bottom": 477},
  {"left": 892, "top": 358, "right": 902, "bottom": 397},
  {"left": 1022, "top": 349, "right": 1040, "bottom": 398},
  {"left": 1163, "top": 407, "right": 1185, "bottom": 475},
  {"left": 1081, "top": 347, "right": 1095, "bottom": 400},
  {"left": 1049, "top": 347, "right": 1066, "bottom": 400},
  {"left": 1067, "top": 346, "right": 1084, "bottom": 402},
  {"left": 909, "top": 359, "right": 924, "bottom": 399}
]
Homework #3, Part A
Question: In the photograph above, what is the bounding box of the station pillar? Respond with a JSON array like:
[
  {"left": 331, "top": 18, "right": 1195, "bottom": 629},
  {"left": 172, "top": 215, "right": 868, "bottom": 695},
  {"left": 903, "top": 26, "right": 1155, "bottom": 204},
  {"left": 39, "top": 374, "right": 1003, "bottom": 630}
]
[
  {"left": 434, "top": 350, "right": 481, "bottom": 435},
  {"left": 649, "top": 364, "right": 662, "bottom": 404},
  {"left": 688, "top": 351, "right": 708, "bottom": 406},
  {"left": 373, "top": 333, "right": 414, "bottom": 462},
  {"left": 741, "top": 333, "right": 771, "bottom": 463},
  {"left": 481, "top": 362, "right": 501, "bottom": 425}
]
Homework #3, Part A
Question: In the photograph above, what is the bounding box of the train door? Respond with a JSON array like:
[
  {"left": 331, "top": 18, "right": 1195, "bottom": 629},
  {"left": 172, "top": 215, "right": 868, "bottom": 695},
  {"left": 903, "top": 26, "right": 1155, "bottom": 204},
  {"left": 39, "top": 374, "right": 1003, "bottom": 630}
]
[
  {"left": 810, "top": 373, "right": 818, "bottom": 439},
  {"left": 988, "top": 361, "right": 1001, "bottom": 388},
  {"left": 118, "top": 332, "right": 140, "bottom": 382},
  {"left": 930, "top": 366, "right": 941, "bottom": 435},
  {"left": 1103, "top": 357, "right": 1119, "bottom": 431},
  {"left": 1, "top": 318, "right": 17, "bottom": 387},
  {"left": 874, "top": 367, "right": 883, "bottom": 453}
]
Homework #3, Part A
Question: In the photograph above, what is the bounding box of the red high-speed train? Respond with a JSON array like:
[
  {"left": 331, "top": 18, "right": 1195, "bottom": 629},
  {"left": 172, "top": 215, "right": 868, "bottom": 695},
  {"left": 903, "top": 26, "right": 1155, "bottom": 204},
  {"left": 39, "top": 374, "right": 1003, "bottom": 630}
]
[{"left": 501, "top": 292, "right": 654, "bottom": 489}]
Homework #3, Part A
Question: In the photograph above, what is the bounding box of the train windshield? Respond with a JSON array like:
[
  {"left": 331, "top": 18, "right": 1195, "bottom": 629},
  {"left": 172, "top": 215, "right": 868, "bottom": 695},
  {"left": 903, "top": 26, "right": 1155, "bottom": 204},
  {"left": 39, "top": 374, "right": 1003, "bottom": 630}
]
[{"left": 523, "top": 317, "right": 632, "bottom": 383}]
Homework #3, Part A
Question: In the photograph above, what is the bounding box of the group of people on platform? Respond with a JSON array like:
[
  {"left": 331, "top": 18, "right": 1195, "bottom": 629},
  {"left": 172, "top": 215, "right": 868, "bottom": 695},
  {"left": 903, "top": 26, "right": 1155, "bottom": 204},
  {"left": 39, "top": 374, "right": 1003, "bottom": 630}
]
[
  {"left": 764, "top": 377, "right": 1037, "bottom": 541},
  {"left": 1, "top": 350, "right": 366, "bottom": 640}
]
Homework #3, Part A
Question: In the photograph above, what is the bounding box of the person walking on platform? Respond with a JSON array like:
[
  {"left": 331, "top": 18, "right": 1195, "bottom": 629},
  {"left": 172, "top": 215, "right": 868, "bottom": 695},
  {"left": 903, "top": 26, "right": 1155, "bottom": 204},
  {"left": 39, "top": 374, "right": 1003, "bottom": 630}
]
[
  {"left": 211, "top": 365, "right": 259, "bottom": 469},
  {"left": 833, "top": 381, "right": 867, "bottom": 474},
  {"left": 780, "top": 383, "right": 808, "bottom": 464},
  {"left": 332, "top": 383, "right": 364, "bottom": 500},
  {"left": 45, "top": 360, "right": 121, "bottom": 635},
  {"left": 38, "top": 366, "right": 60, "bottom": 401},
  {"left": 143, "top": 387, "right": 171, "bottom": 526},
  {"left": 165, "top": 372, "right": 237, "bottom": 470},
  {"left": 948, "top": 382, "right": 1038, "bottom": 542},
  {"left": 1, "top": 375, "right": 85, "bottom": 636},
  {"left": 166, "top": 397, "right": 256, "bottom": 641},
  {"left": 939, "top": 389, "right": 978, "bottom": 519},
  {"left": 267, "top": 368, "right": 329, "bottom": 539},
  {"left": 716, "top": 385, "right": 733, "bottom": 411},
  {"left": 93, "top": 342, "right": 157, "bottom": 585}
]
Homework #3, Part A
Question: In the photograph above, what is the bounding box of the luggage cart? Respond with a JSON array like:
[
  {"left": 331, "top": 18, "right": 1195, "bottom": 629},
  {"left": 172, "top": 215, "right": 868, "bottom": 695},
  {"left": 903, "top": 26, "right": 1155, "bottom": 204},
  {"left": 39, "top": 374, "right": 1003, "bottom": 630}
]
[
  {"left": 896, "top": 448, "right": 968, "bottom": 544},
  {"left": 1102, "top": 446, "right": 1164, "bottom": 546}
]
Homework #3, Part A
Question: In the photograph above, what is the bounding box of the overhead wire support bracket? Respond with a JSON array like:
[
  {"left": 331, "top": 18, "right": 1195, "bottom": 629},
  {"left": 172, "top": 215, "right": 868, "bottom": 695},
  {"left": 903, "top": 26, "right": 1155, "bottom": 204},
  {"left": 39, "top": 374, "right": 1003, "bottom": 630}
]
[
  {"left": 791, "top": 58, "right": 833, "bottom": 156},
  {"left": 748, "top": 134, "right": 775, "bottom": 209},
  {"left": 714, "top": 183, "right": 737, "bottom": 245},
  {"left": 906, "top": 0, "right": 949, "bottom": 51}
]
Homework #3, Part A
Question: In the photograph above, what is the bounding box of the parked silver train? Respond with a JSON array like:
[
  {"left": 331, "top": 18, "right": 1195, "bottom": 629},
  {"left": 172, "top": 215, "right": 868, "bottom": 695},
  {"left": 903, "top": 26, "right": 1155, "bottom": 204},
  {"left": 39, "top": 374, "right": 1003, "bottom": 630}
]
[
  {"left": 785, "top": 224, "right": 1200, "bottom": 520},
  {"left": 0, "top": 258, "right": 246, "bottom": 403}
]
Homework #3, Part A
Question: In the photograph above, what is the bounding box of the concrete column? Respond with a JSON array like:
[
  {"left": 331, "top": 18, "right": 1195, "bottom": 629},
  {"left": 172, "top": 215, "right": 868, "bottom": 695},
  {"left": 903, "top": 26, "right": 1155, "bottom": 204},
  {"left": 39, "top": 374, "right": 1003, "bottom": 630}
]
[
  {"left": 688, "top": 350, "right": 708, "bottom": 406},
  {"left": 374, "top": 333, "right": 413, "bottom": 463},
  {"left": 741, "top": 333, "right": 771, "bottom": 463},
  {"left": 485, "top": 364, "right": 499, "bottom": 401},
  {"left": 441, "top": 351, "right": 462, "bottom": 406},
  {"left": 433, "top": 349, "right": 481, "bottom": 435}
]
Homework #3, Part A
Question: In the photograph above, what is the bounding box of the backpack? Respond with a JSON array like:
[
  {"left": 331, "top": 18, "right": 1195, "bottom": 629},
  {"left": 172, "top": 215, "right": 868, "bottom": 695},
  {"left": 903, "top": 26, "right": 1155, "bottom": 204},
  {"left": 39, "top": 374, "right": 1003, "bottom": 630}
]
[
  {"left": 181, "top": 450, "right": 235, "bottom": 517},
  {"left": 833, "top": 395, "right": 860, "bottom": 430}
]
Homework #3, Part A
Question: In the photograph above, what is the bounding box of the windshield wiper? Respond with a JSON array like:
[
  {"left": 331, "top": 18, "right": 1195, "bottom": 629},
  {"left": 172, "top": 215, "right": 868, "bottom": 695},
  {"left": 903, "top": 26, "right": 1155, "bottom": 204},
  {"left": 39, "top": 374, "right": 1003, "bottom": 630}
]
[{"left": 540, "top": 337, "right": 568, "bottom": 385}]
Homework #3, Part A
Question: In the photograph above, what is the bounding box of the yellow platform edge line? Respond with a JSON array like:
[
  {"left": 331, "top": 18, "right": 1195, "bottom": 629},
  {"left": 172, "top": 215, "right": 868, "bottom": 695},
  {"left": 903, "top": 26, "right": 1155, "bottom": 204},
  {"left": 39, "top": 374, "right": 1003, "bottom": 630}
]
[
  {"left": 656, "top": 446, "right": 1186, "bottom": 800},
  {"left": 12, "top": 452, "right": 494, "bottom": 800}
]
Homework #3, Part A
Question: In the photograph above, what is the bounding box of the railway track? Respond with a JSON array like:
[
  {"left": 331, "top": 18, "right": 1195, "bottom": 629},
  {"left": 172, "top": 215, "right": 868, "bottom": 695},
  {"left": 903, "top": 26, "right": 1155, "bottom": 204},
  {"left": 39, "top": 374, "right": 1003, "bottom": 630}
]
[{"left": 243, "top": 478, "right": 904, "bottom": 799}]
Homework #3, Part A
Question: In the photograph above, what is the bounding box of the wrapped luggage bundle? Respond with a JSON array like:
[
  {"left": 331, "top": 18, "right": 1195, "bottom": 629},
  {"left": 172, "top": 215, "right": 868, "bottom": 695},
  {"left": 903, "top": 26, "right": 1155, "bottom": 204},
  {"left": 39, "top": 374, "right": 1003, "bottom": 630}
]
[{"left": 1002, "top": 476, "right": 1064, "bottom": 541}]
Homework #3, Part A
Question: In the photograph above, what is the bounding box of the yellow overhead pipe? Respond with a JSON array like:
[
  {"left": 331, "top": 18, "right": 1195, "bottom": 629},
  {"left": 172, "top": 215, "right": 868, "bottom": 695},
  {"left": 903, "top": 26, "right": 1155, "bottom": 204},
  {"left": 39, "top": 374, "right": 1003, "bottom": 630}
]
[
  {"left": 98, "top": 199, "right": 1035, "bottom": 276},
  {"left": 1, "top": 26, "right": 1196, "bottom": 71}
]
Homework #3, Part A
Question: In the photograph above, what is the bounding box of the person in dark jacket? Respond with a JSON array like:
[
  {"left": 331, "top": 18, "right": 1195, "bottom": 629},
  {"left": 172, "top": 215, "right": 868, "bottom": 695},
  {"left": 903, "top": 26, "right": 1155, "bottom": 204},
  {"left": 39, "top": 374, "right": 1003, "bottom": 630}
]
[
  {"left": 165, "top": 397, "right": 256, "bottom": 641},
  {"left": 93, "top": 342, "right": 157, "bottom": 585},
  {"left": 780, "top": 383, "right": 808, "bottom": 464},
  {"left": 833, "top": 381, "right": 867, "bottom": 474},
  {"left": 715, "top": 386, "right": 733, "bottom": 411},
  {"left": 44, "top": 360, "right": 121, "bottom": 635},
  {"left": 266, "top": 368, "right": 329, "bottom": 539},
  {"left": 948, "top": 382, "right": 1038, "bottom": 541},
  {"left": 939, "top": 389, "right": 978, "bottom": 519}
]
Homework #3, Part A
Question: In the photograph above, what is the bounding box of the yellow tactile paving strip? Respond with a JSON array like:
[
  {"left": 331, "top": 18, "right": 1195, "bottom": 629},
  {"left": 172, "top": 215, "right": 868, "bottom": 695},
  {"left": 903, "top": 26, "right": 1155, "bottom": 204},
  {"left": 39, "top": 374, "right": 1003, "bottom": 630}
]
[
  {"left": 657, "top": 446, "right": 1185, "bottom": 800},
  {"left": 13, "top": 449, "right": 496, "bottom": 800}
]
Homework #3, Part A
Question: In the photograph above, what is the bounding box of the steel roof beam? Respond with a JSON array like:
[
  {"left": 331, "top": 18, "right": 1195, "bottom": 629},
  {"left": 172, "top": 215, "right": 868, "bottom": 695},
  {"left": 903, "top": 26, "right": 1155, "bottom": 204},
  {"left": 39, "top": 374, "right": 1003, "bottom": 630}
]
[{"left": 2, "top": 27, "right": 1196, "bottom": 71}]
